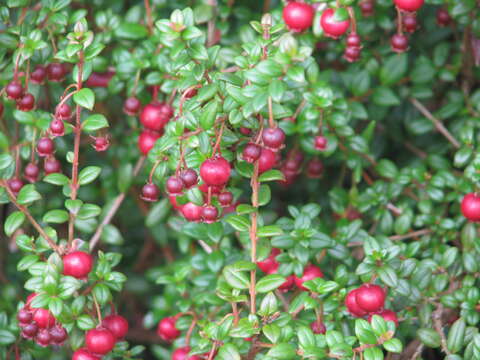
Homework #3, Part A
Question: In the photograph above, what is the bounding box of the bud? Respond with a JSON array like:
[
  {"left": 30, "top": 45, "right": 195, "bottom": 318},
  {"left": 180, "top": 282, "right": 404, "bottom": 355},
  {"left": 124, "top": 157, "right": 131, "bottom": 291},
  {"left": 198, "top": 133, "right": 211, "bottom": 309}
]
[{"left": 261, "top": 13, "right": 272, "bottom": 27}]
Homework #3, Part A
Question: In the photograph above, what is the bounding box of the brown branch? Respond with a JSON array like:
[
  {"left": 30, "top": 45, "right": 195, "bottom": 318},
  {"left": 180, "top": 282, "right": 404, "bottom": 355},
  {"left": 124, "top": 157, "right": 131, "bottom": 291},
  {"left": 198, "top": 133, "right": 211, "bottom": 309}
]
[
  {"left": 409, "top": 98, "right": 460, "bottom": 149},
  {"left": 433, "top": 303, "right": 451, "bottom": 356}
]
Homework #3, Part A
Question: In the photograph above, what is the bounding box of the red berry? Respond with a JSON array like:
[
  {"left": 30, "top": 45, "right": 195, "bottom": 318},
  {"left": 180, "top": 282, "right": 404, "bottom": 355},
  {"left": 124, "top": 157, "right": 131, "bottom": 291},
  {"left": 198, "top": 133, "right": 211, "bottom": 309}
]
[
  {"left": 85, "top": 71, "right": 114, "bottom": 88},
  {"left": 306, "top": 158, "right": 323, "bottom": 178},
  {"left": 284, "top": 158, "right": 301, "bottom": 172},
  {"left": 85, "top": 328, "right": 116, "bottom": 355},
  {"left": 17, "top": 308, "right": 33, "bottom": 324},
  {"left": 242, "top": 143, "right": 262, "bottom": 163},
  {"left": 391, "top": 33, "right": 408, "bottom": 53},
  {"left": 344, "top": 46, "right": 361, "bottom": 63},
  {"left": 314, "top": 136, "right": 328, "bottom": 151},
  {"left": 103, "top": 315, "right": 129, "bottom": 339},
  {"left": 43, "top": 157, "right": 61, "bottom": 175},
  {"left": 345, "top": 289, "right": 368, "bottom": 317},
  {"left": 24, "top": 163, "right": 39, "bottom": 183},
  {"left": 0, "top": 102, "right": 3, "bottom": 118},
  {"left": 282, "top": 2, "right": 315, "bottom": 32},
  {"left": 21, "top": 322, "right": 38, "bottom": 338},
  {"left": 157, "top": 317, "right": 181, "bottom": 342},
  {"left": 239, "top": 127, "right": 252, "bottom": 136},
  {"left": 8, "top": 178, "right": 24, "bottom": 195},
  {"left": 181, "top": 202, "right": 203, "bottom": 222},
  {"left": 310, "top": 321, "right": 326, "bottom": 334},
  {"left": 49, "top": 324, "right": 68, "bottom": 344},
  {"left": 37, "top": 137, "right": 55, "bottom": 157},
  {"left": 140, "top": 102, "right": 171, "bottom": 131},
  {"left": 138, "top": 130, "right": 161, "bottom": 155},
  {"left": 355, "top": 284, "right": 386, "bottom": 312},
  {"left": 198, "top": 183, "right": 223, "bottom": 195},
  {"left": 17, "top": 93, "right": 35, "bottom": 111},
  {"left": 368, "top": 309, "right": 399, "bottom": 326},
  {"left": 180, "top": 168, "right": 198, "bottom": 188},
  {"left": 36, "top": 328, "right": 52, "bottom": 347},
  {"left": 63, "top": 251, "right": 93, "bottom": 279},
  {"left": 6, "top": 81, "right": 23, "bottom": 100},
  {"left": 169, "top": 195, "right": 183, "bottom": 211},
  {"left": 200, "top": 156, "right": 231, "bottom": 186},
  {"left": 93, "top": 137, "right": 109, "bottom": 152},
  {"left": 123, "top": 97, "right": 141, "bottom": 116},
  {"left": 141, "top": 183, "right": 160, "bottom": 202},
  {"left": 257, "top": 248, "right": 280, "bottom": 274},
  {"left": 320, "top": 8, "right": 351, "bottom": 39},
  {"left": 46, "top": 63, "right": 66, "bottom": 82},
  {"left": 262, "top": 127, "right": 286, "bottom": 150},
  {"left": 461, "top": 193, "right": 480, "bottom": 221},
  {"left": 394, "top": 0, "right": 424, "bottom": 12},
  {"left": 30, "top": 65, "right": 47, "bottom": 84},
  {"left": 50, "top": 119, "right": 65, "bottom": 137},
  {"left": 72, "top": 348, "right": 102, "bottom": 360},
  {"left": 26, "top": 293, "right": 38, "bottom": 307},
  {"left": 202, "top": 205, "right": 218, "bottom": 223},
  {"left": 294, "top": 264, "right": 324, "bottom": 291},
  {"left": 33, "top": 308, "right": 56, "bottom": 329},
  {"left": 436, "top": 8, "right": 451, "bottom": 27},
  {"left": 403, "top": 13, "right": 417, "bottom": 33},
  {"left": 218, "top": 191, "right": 233, "bottom": 207},
  {"left": 258, "top": 148, "right": 276, "bottom": 174},
  {"left": 184, "top": 88, "right": 197, "bottom": 99},
  {"left": 56, "top": 103, "right": 72, "bottom": 120},
  {"left": 166, "top": 176, "right": 184, "bottom": 195},
  {"left": 278, "top": 275, "right": 295, "bottom": 292},
  {"left": 172, "top": 346, "right": 201, "bottom": 360},
  {"left": 360, "top": 1, "right": 374, "bottom": 16},
  {"left": 346, "top": 33, "right": 361, "bottom": 48}
]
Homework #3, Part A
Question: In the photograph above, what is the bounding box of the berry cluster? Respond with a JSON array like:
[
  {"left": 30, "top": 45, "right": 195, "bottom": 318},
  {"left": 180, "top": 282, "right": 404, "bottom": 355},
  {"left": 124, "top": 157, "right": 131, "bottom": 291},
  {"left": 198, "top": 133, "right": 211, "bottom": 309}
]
[
  {"left": 345, "top": 284, "right": 398, "bottom": 326},
  {"left": 18, "top": 294, "right": 68, "bottom": 347}
]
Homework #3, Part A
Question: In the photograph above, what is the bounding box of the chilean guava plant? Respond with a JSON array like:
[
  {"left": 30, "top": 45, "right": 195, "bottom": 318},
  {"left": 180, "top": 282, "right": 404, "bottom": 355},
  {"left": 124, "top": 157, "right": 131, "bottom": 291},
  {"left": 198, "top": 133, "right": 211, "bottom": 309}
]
[{"left": 0, "top": 0, "right": 479, "bottom": 359}]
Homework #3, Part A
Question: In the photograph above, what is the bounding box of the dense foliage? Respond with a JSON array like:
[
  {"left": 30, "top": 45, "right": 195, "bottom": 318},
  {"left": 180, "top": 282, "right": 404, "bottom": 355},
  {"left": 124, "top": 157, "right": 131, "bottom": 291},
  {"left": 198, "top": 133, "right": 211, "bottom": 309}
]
[{"left": 0, "top": 0, "right": 479, "bottom": 359}]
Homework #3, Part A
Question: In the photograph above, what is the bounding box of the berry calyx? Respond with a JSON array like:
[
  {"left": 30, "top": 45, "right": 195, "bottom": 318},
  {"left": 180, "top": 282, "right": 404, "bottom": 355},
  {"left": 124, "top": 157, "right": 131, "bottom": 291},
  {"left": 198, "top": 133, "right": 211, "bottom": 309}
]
[
  {"left": 37, "top": 137, "right": 55, "bottom": 157},
  {"left": 461, "top": 193, "right": 480, "bottom": 221},
  {"left": 141, "top": 183, "right": 160, "bottom": 202},
  {"left": 345, "top": 289, "right": 368, "bottom": 317},
  {"left": 262, "top": 127, "right": 286, "bottom": 150},
  {"left": 310, "top": 321, "right": 326, "bottom": 334},
  {"left": 181, "top": 202, "right": 203, "bottom": 222},
  {"left": 282, "top": 2, "right": 315, "bottom": 32},
  {"left": 202, "top": 205, "right": 218, "bottom": 223},
  {"left": 242, "top": 143, "right": 262, "bottom": 163},
  {"left": 394, "top": 0, "right": 424, "bottom": 12},
  {"left": 218, "top": 191, "right": 233, "bottom": 207},
  {"left": 123, "top": 97, "right": 141, "bottom": 116},
  {"left": 43, "top": 157, "right": 61, "bottom": 175},
  {"left": 314, "top": 136, "right": 328, "bottom": 151},
  {"left": 258, "top": 148, "right": 276, "bottom": 174},
  {"left": 93, "top": 137, "right": 109, "bottom": 152},
  {"left": 257, "top": 248, "right": 280, "bottom": 274},
  {"left": 140, "top": 102, "right": 172, "bottom": 131},
  {"left": 391, "top": 33, "right": 408, "bottom": 53},
  {"left": 436, "top": 8, "right": 451, "bottom": 27},
  {"left": 180, "top": 168, "right": 198, "bottom": 188},
  {"left": 368, "top": 309, "right": 399, "bottom": 326},
  {"left": 6, "top": 81, "right": 23, "bottom": 100},
  {"left": 138, "top": 130, "right": 161, "bottom": 155},
  {"left": 30, "top": 65, "right": 46, "bottom": 84},
  {"left": 320, "top": 8, "right": 351, "bottom": 39},
  {"left": 294, "top": 264, "right": 324, "bottom": 291},
  {"left": 102, "top": 314, "right": 129, "bottom": 339},
  {"left": 157, "top": 317, "right": 181, "bottom": 342},
  {"left": 85, "top": 327, "right": 116, "bottom": 355},
  {"left": 55, "top": 103, "right": 72, "bottom": 120},
  {"left": 355, "top": 284, "right": 386, "bottom": 312},
  {"left": 62, "top": 251, "right": 93, "bottom": 279},
  {"left": 50, "top": 119, "right": 65, "bottom": 137},
  {"left": 33, "top": 308, "right": 56, "bottom": 329},
  {"left": 72, "top": 348, "right": 101, "bottom": 360},
  {"left": 16, "top": 93, "right": 35, "bottom": 112},
  {"left": 49, "top": 324, "right": 68, "bottom": 344},
  {"left": 166, "top": 176, "right": 184, "bottom": 195},
  {"left": 402, "top": 13, "right": 417, "bottom": 33},
  {"left": 46, "top": 63, "right": 66, "bottom": 82},
  {"left": 8, "top": 178, "right": 24, "bottom": 195},
  {"left": 200, "top": 156, "right": 231, "bottom": 186}
]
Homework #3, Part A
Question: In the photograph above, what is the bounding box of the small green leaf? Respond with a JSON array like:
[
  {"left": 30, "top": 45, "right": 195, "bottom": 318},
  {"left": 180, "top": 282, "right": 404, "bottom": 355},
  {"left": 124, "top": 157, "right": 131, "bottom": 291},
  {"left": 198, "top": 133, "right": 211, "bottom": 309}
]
[
  {"left": 44, "top": 173, "right": 70, "bottom": 186},
  {"left": 78, "top": 166, "right": 101, "bottom": 185},
  {"left": 4, "top": 211, "right": 25, "bottom": 236},
  {"left": 43, "top": 210, "right": 69, "bottom": 224},
  {"left": 73, "top": 88, "right": 95, "bottom": 110},
  {"left": 16, "top": 184, "right": 42, "bottom": 205},
  {"left": 82, "top": 114, "right": 108, "bottom": 132},
  {"left": 256, "top": 274, "right": 286, "bottom": 293}
]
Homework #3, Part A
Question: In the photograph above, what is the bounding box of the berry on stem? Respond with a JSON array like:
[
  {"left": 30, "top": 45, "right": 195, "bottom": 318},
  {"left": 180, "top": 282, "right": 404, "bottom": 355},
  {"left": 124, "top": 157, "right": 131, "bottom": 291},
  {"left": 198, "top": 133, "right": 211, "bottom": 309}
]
[
  {"left": 202, "top": 205, "right": 218, "bottom": 223},
  {"left": 24, "top": 162, "right": 40, "bottom": 182},
  {"left": 282, "top": 2, "right": 315, "bottom": 32},
  {"left": 37, "top": 137, "right": 55, "bottom": 157},
  {"left": 262, "top": 127, "right": 286, "bottom": 150},
  {"left": 30, "top": 65, "right": 46, "bottom": 84},
  {"left": 103, "top": 314, "right": 129, "bottom": 339},
  {"left": 56, "top": 103, "right": 72, "bottom": 120},
  {"left": 138, "top": 130, "right": 161, "bottom": 155},
  {"left": 355, "top": 284, "right": 386, "bottom": 312},
  {"left": 436, "top": 8, "right": 451, "bottom": 27},
  {"left": 141, "top": 183, "right": 160, "bottom": 202},
  {"left": 85, "top": 328, "right": 116, "bottom": 355},
  {"left": 157, "top": 317, "right": 181, "bottom": 342},
  {"left": 314, "top": 135, "right": 328, "bottom": 151},
  {"left": 43, "top": 157, "right": 61, "bottom": 175},
  {"left": 16, "top": 93, "right": 35, "bottom": 112},
  {"left": 6, "top": 81, "right": 23, "bottom": 100},
  {"left": 461, "top": 193, "right": 480, "bottom": 221},
  {"left": 72, "top": 348, "right": 101, "bottom": 360},
  {"left": 242, "top": 143, "right": 262, "bottom": 163},
  {"left": 345, "top": 289, "right": 368, "bottom": 317},
  {"left": 391, "top": 33, "right": 408, "bottom": 53},
  {"left": 200, "top": 156, "right": 231, "bottom": 186},
  {"left": 402, "top": 13, "right": 417, "bottom": 33},
  {"left": 180, "top": 168, "right": 198, "bottom": 188},
  {"left": 368, "top": 309, "right": 399, "bottom": 326},
  {"left": 123, "top": 97, "right": 141, "bottom": 116},
  {"left": 394, "top": 0, "right": 424, "bottom": 12},
  {"left": 46, "top": 63, "right": 66, "bottom": 82},
  {"left": 218, "top": 191, "right": 233, "bottom": 207},
  {"left": 306, "top": 158, "right": 324, "bottom": 178},
  {"left": 22, "top": 323, "right": 38, "bottom": 338},
  {"left": 294, "top": 264, "right": 324, "bottom": 291},
  {"left": 33, "top": 308, "right": 56, "bottom": 329},
  {"left": 17, "top": 308, "right": 33, "bottom": 324},
  {"left": 93, "top": 137, "right": 109, "bottom": 152},
  {"left": 172, "top": 346, "right": 201, "bottom": 360},
  {"left": 257, "top": 248, "right": 280, "bottom": 274},
  {"left": 140, "top": 102, "right": 172, "bottom": 131},
  {"left": 36, "top": 329, "right": 52, "bottom": 347},
  {"left": 8, "top": 178, "right": 24, "bottom": 195},
  {"left": 49, "top": 324, "right": 68, "bottom": 344},
  {"left": 50, "top": 119, "right": 65, "bottom": 137},
  {"left": 258, "top": 148, "right": 276, "bottom": 174},
  {"left": 166, "top": 176, "right": 184, "bottom": 195},
  {"left": 320, "top": 8, "right": 351, "bottom": 39},
  {"left": 360, "top": 0, "right": 374, "bottom": 17},
  {"left": 181, "top": 202, "right": 203, "bottom": 222},
  {"left": 62, "top": 251, "right": 93, "bottom": 279},
  {"left": 310, "top": 321, "right": 326, "bottom": 334}
]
